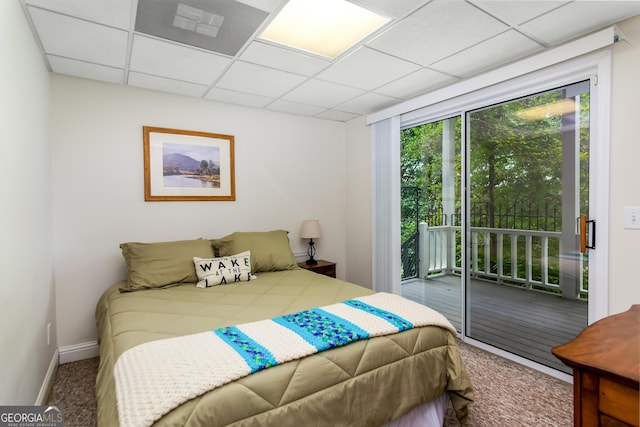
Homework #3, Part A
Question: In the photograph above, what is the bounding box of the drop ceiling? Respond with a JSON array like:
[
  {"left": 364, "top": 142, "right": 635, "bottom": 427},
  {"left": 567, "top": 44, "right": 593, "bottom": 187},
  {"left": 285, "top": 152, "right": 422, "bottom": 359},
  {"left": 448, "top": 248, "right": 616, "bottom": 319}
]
[{"left": 20, "top": 0, "right": 640, "bottom": 122}]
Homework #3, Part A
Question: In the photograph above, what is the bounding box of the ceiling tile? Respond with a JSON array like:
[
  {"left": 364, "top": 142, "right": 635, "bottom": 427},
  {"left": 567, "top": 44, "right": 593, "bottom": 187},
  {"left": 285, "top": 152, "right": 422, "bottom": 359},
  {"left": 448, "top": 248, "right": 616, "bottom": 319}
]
[
  {"left": 48, "top": 55, "right": 123, "bottom": 84},
  {"left": 367, "top": 0, "right": 508, "bottom": 66},
  {"left": 128, "top": 72, "right": 209, "bottom": 97},
  {"left": 315, "top": 109, "right": 360, "bottom": 122},
  {"left": 282, "top": 79, "right": 365, "bottom": 108},
  {"left": 215, "top": 61, "right": 307, "bottom": 97},
  {"left": 431, "top": 30, "right": 544, "bottom": 78},
  {"left": 239, "top": 41, "right": 331, "bottom": 76},
  {"left": 266, "top": 100, "right": 327, "bottom": 116},
  {"left": 375, "top": 68, "right": 458, "bottom": 99},
  {"left": 469, "top": 1, "right": 569, "bottom": 26},
  {"left": 316, "top": 47, "right": 421, "bottom": 90},
  {"left": 336, "top": 92, "right": 402, "bottom": 115},
  {"left": 21, "top": 0, "right": 640, "bottom": 122},
  {"left": 205, "top": 87, "right": 273, "bottom": 108},
  {"left": 351, "top": 0, "right": 431, "bottom": 19},
  {"left": 25, "top": 0, "right": 133, "bottom": 29},
  {"left": 129, "top": 35, "right": 231, "bottom": 85},
  {"left": 235, "top": 0, "right": 282, "bottom": 13},
  {"left": 28, "top": 7, "right": 128, "bottom": 67},
  {"left": 520, "top": 1, "right": 640, "bottom": 45}
]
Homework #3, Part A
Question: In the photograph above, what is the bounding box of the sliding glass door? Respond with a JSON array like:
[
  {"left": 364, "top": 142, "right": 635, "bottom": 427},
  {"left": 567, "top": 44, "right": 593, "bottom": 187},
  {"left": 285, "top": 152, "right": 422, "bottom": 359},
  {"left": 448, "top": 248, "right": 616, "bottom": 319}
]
[
  {"left": 400, "top": 81, "right": 591, "bottom": 373},
  {"left": 466, "top": 82, "right": 590, "bottom": 372}
]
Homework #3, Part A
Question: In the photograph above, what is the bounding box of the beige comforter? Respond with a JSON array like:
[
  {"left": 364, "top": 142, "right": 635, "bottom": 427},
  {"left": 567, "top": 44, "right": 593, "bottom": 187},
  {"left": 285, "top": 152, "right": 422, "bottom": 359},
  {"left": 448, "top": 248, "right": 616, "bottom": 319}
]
[{"left": 95, "top": 269, "right": 473, "bottom": 426}]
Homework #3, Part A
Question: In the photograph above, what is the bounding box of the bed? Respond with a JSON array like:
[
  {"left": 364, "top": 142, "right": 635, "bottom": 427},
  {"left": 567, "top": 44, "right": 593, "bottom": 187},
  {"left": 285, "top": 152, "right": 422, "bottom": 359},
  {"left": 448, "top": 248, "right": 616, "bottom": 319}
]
[{"left": 95, "top": 231, "right": 473, "bottom": 426}]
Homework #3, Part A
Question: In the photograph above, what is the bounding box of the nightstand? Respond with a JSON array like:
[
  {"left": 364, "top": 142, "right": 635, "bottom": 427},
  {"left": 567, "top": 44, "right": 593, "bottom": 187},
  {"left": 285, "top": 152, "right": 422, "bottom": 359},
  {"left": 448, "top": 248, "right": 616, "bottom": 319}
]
[{"left": 297, "top": 260, "right": 336, "bottom": 278}]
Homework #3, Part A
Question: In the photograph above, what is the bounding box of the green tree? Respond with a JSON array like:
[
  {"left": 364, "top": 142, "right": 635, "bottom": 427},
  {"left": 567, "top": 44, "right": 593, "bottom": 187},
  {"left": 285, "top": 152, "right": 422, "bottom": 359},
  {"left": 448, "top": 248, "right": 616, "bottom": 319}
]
[{"left": 400, "top": 87, "right": 590, "bottom": 283}]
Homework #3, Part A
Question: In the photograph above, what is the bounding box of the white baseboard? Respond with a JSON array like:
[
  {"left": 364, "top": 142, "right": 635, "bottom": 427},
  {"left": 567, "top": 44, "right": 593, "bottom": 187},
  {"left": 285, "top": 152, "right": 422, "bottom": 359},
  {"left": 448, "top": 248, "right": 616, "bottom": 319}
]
[
  {"left": 35, "top": 342, "right": 99, "bottom": 404},
  {"left": 58, "top": 341, "right": 99, "bottom": 364},
  {"left": 35, "top": 349, "right": 59, "bottom": 405}
]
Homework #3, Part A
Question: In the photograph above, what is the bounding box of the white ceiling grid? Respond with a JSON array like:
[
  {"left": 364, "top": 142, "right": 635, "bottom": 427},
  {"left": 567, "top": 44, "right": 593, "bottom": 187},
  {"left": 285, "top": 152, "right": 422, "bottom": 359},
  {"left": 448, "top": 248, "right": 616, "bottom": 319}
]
[{"left": 20, "top": 0, "right": 640, "bottom": 122}]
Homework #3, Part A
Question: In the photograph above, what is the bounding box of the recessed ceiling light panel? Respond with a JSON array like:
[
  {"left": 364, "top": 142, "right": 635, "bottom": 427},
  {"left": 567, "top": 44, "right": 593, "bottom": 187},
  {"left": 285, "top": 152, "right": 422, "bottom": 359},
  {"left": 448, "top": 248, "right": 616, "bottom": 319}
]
[{"left": 259, "top": 0, "right": 390, "bottom": 58}]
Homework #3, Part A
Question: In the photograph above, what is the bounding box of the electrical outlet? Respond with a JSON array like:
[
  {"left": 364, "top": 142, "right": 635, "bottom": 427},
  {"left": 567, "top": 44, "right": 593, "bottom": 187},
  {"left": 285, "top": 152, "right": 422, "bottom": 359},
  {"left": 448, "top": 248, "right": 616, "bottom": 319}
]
[
  {"left": 47, "top": 322, "right": 51, "bottom": 346},
  {"left": 624, "top": 206, "right": 640, "bottom": 230}
]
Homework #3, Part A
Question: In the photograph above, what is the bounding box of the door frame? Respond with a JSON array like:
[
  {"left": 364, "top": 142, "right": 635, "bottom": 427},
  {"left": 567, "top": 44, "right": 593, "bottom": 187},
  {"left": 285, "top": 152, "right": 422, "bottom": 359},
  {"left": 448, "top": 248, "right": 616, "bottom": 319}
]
[{"left": 398, "top": 50, "right": 611, "bottom": 326}]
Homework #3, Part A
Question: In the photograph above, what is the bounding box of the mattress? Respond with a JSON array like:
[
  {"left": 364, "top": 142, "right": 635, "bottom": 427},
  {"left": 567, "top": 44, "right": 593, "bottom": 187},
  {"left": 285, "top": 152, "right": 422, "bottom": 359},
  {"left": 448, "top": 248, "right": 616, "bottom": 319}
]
[{"left": 95, "top": 268, "right": 473, "bottom": 426}]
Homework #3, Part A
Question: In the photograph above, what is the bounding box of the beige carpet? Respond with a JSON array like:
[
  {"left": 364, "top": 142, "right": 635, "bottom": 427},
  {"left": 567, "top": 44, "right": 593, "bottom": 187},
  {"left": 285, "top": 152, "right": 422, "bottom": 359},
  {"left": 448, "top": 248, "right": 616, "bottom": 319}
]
[
  {"left": 443, "top": 342, "right": 572, "bottom": 426},
  {"left": 47, "top": 340, "right": 573, "bottom": 426}
]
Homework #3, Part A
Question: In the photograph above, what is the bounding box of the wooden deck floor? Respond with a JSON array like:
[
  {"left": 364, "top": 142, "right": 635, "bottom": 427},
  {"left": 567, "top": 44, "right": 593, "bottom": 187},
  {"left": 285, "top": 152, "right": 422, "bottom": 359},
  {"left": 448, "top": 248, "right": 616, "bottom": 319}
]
[{"left": 402, "top": 275, "right": 588, "bottom": 374}]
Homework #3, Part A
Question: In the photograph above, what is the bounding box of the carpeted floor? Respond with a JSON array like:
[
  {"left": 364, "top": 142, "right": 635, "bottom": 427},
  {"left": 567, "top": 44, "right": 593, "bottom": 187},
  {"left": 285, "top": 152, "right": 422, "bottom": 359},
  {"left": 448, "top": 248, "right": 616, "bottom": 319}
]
[
  {"left": 47, "top": 340, "right": 573, "bottom": 426},
  {"left": 442, "top": 342, "right": 572, "bottom": 426},
  {"left": 47, "top": 356, "right": 99, "bottom": 426}
]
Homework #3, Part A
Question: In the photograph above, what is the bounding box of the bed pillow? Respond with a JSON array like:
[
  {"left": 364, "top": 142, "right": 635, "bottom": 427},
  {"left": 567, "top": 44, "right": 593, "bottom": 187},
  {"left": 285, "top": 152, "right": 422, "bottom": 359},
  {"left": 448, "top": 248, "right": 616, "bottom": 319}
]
[
  {"left": 215, "top": 230, "right": 298, "bottom": 273},
  {"left": 193, "top": 251, "right": 255, "bottom": 288},
  {"left": 120, "top": 239, "right": 214, "bottom": 291}
]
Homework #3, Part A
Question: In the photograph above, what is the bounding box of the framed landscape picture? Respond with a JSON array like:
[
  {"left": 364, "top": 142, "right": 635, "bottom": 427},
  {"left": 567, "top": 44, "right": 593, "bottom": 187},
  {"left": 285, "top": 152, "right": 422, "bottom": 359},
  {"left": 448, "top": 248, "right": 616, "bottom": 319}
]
[{"left": 143, "top": 126, "right": 235, "bottom": 201}]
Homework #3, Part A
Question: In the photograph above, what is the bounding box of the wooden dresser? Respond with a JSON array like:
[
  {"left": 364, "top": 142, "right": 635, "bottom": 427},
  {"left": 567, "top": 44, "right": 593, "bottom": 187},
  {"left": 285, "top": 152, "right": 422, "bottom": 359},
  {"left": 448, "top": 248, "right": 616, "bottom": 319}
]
[{"left": 552, "top": 305, "right": 640, "bottom": 426}]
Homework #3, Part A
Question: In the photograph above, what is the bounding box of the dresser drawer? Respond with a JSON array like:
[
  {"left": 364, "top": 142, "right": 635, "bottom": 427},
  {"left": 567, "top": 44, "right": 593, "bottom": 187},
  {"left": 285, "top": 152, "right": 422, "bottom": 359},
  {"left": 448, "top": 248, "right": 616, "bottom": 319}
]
[
  {"left": 600, "top": 414, "right": 633, "bottom": 427},
  {"left": 599, "top": 377, "right": 639, "bottom": 426}
]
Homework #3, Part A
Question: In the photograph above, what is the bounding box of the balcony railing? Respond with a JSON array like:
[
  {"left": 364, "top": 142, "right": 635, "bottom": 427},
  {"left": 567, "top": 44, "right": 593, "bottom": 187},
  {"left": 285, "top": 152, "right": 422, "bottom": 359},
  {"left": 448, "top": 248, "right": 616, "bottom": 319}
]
[{"left": 403, "top": 223, "right": 588, "bottom": 298}]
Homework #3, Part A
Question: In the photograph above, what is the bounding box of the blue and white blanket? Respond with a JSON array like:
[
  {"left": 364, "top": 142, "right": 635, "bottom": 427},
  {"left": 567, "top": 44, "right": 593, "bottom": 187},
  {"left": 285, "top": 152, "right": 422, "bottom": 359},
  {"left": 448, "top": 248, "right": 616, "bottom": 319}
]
[{"left": 114, "top": 292, "right": 456, "bottom": 427}]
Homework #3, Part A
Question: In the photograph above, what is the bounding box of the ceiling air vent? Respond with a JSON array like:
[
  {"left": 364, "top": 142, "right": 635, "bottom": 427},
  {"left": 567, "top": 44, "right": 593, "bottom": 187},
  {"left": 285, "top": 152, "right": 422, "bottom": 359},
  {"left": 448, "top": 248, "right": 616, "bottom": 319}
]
[
  {"left": 135, "top": 0, "right": 269, "bottom": 56},
  {"left": 173, "top": 3, "right": 224, "bottom": 38}
]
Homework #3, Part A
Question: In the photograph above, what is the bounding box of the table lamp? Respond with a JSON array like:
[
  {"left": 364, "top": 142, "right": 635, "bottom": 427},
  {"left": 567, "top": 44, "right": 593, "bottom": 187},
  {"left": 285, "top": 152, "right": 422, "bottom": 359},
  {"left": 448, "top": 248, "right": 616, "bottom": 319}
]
[{"left": 300, "top": 219, "right": 322, "bottom": 265}]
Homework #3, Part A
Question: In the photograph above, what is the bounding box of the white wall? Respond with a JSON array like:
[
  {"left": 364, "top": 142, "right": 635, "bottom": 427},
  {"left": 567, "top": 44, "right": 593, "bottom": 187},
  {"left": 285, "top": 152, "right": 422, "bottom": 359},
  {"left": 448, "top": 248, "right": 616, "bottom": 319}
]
[
  {"left": 0, "top": 1, "right": 56, "bottom": 404},
  {"left": 608, "top": 16, "right": 640, "bottom": 315},
  {"left": 50, "top": 76, "right": 346, "bottom": 347},
  {"left": 344, "top": 15, "right": 640, "bottom": 317}
]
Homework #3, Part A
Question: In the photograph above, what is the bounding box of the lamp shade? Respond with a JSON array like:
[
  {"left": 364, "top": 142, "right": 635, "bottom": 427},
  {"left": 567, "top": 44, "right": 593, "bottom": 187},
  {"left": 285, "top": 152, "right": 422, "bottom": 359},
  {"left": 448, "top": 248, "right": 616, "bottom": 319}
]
[{"left": 300, "top": 220, "right": 322, "bottom": 239}]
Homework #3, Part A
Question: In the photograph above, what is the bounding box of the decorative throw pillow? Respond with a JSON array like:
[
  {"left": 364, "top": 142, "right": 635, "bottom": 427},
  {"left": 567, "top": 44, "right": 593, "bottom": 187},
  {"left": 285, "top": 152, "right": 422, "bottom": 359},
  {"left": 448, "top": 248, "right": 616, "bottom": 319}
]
[
  {"left": 120, "top": 239, "right": 215, "bottom": 291},
  {"left": 193, "top": 251, "right": 255, "bottom": 288},
  {"left": 214, "top": 230, "right": 298, "bottom": 273}
]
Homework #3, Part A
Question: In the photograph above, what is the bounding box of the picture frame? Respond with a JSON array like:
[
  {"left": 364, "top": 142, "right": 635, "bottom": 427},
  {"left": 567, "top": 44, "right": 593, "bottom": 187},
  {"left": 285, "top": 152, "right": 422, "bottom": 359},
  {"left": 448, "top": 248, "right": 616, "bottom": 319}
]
[{"left": 143, "top": 126, "right": 235, "bottom": 201}]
